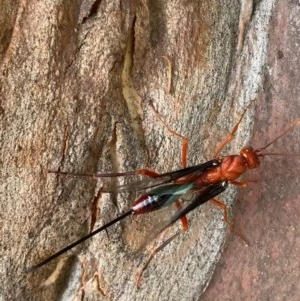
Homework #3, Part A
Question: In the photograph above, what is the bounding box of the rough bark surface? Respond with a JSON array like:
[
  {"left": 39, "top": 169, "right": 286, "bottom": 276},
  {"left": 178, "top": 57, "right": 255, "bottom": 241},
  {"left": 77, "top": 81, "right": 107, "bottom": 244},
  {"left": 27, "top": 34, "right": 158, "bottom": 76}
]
[
  {"left": 202, "top": 0, "right": 300, "bottom": 300},
  {"left": 0, "top": 1, "right": 288, "bottom": 301}
]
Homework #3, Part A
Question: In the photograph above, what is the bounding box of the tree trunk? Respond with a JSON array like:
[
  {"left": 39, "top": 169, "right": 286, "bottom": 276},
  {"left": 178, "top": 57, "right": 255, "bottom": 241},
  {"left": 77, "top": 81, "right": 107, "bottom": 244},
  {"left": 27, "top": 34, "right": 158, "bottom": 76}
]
[
  {"left": 2, "top": 1, "right": 296, "bottom": 301},
  {"left": 202, "top": 0, "right": 300, "bottom": 300}
]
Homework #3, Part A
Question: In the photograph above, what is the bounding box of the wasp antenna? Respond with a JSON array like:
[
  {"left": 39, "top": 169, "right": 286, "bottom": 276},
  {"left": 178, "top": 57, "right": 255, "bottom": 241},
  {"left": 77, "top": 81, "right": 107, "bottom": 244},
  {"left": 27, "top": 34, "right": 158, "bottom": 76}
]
[{"left": 258, "top": 119, "right": 300, "bottom": 152}]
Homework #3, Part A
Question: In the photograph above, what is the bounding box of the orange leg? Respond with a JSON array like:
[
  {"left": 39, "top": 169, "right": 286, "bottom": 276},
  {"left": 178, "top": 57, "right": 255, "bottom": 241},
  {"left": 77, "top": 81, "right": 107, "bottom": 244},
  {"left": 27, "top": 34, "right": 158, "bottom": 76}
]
[
  {"left": 48, "top": 168, "right": 161, "bottom": 179},
  {"left": 149, "top": 100, "right": 189, "bottom": 168},
  {"left": 213, "top": 106, "right": 248, "bottom": 158},
  {"left": 175, "top": 201, "right": 188, "bottom": 231},
  {"left": 210, "top": 198, "right": 234, "bottom": 231},
  {"left": 136, "top": 231, "right": 181, "bottom": 288},
  {"left": 210, "top": 198, "right": 249, "bottom": 245},
  {"left": 230, "top": 180, "right": 248, "bottom": 188},
  {"left": 50, "top": 102, "right": 189, "bottom": 177},
  {"left": 136, "top": 200, "right": 188, "bottom": 287},
  {"left": 134, "top": 169, "right": 160, "bottom": 177},
  {"left": 136, "top": 102, "right": 194, "bottom": 286},
  {"left": 231, "top": 179, "right": 259, "bottom": 187}
]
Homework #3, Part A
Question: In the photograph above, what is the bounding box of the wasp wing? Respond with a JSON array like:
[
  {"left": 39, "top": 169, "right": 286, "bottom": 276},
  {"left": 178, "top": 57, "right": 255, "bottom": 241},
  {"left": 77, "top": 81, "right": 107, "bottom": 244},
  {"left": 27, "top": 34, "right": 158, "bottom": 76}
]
[
  {"left": 130, "top": 181, "right": 228, "bottom": 253},
  {"left": 102, "top": 159, "right": 219, "bottom": 192},
  {"left": 167, "top": 181, "right": 228, "bottom": 227}
]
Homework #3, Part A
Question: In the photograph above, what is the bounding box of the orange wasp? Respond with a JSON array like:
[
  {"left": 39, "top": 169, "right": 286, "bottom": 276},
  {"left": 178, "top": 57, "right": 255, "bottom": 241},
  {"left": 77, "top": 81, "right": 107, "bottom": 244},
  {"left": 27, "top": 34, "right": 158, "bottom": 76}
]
[{"left": 26, "top": 105, "right": 299, "bottom": 285}]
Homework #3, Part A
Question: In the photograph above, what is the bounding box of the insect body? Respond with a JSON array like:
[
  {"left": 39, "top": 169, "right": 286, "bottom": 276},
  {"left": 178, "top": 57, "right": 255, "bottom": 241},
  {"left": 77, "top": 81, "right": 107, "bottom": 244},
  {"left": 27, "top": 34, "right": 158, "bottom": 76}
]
[
  {"left": 197, "top": 148, "right": 259, "bottom": 186},
  {"left": 26, "top": 159, "right": 227, "bottom": 272},
  {"left": 26, "top": 106, "right": 300, "bottom": 286}
]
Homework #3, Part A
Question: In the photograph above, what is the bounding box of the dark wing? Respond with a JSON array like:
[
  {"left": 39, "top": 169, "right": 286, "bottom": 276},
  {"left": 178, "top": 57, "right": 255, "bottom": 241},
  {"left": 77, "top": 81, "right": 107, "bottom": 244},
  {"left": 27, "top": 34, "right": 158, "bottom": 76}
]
[
  {"left": 131, "top": 181, "right": 228, "bottom": 253},
  {"left": 166, "top": 181, "right": 228, "bottom": 227},
  {"left": 102, "top": 159, "right": 219, "bottom": 192}
]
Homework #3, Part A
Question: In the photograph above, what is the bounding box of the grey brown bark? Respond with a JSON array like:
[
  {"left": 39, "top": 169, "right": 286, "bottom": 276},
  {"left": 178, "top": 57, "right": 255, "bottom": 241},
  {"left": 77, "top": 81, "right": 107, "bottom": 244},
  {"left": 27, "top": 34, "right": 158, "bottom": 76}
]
[
  {"left": 2, "top": 1, "right": 294, "bottom": 301},
  {"left": 202, "top": 0, "right": 300, "bottom": 300}
]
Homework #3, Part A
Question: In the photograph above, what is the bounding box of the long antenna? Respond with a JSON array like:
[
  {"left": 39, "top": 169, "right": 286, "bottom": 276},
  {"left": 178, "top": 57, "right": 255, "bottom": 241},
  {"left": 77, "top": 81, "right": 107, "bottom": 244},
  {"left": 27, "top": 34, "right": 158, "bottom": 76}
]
[{"left": 257, "top": 119, "right": 300, "bottom": 153}]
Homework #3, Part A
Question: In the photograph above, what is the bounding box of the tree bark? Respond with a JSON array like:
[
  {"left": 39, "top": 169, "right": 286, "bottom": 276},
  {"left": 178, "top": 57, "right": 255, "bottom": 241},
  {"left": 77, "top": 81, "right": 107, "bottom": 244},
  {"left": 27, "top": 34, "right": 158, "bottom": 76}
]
[
  {"left": 202, "top": 0, "right": 300, "bottom": 300},
  {"left": 0, "top": 1, "right": 289, "bottom": 301}
]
